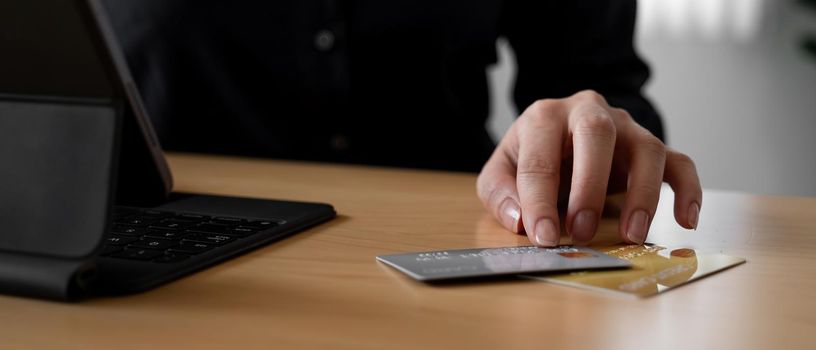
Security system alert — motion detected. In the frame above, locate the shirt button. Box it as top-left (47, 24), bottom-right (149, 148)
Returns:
top-left (314, 29), bottom-right (335, 51)
top-left (330, 134), bottom-right (349, 152)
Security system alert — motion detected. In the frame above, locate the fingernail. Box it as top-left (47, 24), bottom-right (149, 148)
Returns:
top-left (688, 202), bottom-right (700, 230)
top-left (626, 210), bottom-right (649, 245)
top-left (499, 198), bottom-right (522, 233)
top-left (570, 210), bottom-right (597, 245)
top-left (533, 219), bottom-right (559, 247)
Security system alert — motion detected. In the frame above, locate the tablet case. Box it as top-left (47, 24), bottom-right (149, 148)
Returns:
top-left (0, 96), bottom-right (120, 299)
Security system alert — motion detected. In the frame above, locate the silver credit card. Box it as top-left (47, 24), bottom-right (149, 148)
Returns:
top-left (377, 246), bottom-right (632, 281)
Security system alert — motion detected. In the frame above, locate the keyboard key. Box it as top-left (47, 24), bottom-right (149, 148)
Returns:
top-left (164, 218), bottom-right (199, 225)
top-left (184, 233), bottom-right (235, 245)
top-left (194, 223), bottom-right (234, 234)
top-left (111, 225), bottom-right (150, 236)
top-left (170, 241), bottom-right (215, 255)
top-left (129, 238), bottom-right (178, 250)
top-left (176, 213), bottom-right (210, 221)
top-left (242, 220), bottom-right (280, 229)
top-left (228, 227), bottom-right (257, 236)
top-left (153, 253), bottom-right (191, 263)
top-left (211, 217), bottom-right (243, 225)
top-left (145, 229), bottom-right (188, 240)
top-left (150, 220), bottom-right (196, 230)
top-left (114, 217), bottom-right (159, 227)
top-left (112, 248), bottom-right (164, 261)
top-left (105, 235), bottom-right (139, 246)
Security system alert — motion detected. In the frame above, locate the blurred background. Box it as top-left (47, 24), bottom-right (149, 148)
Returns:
top-left (488, 0), bottom-right (816, 197)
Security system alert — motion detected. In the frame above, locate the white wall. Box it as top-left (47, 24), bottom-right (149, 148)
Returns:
top-left (486, 0), bottom-right (816, 197)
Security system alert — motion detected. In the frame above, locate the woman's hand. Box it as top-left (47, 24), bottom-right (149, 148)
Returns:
top-left (477, 90), bottom-right (701, 246)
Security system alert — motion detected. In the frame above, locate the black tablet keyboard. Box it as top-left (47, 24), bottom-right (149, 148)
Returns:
top-left (99, 207), bottom-right (284, 263)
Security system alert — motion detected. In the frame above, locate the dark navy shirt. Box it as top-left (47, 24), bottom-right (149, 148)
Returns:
top-left (104, 0), bottom-right (661, 172)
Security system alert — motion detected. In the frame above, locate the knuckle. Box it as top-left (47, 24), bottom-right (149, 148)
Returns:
top-left (531, 98), bottom-right (556, 110)
top-left (527, 99), bottom-right (560, 119)
top-left (574, 111), bottom-right (616, 137)
top-left (670, 151), bottom-right (697, 171)
top-left (613, 108), bottom-right (633, 122)
top-left (520, 107), bottom-right (562, 133)
top-left (631, 183), bottom-right (662, 200)
top-left (573, 89), bottom-right (605, 104)
top-left (640, 134), bottom-right (667, 160)
top-left (573, 175), bottom-right (608, 194)
top-left (517, 155), bottom-right (560, 179)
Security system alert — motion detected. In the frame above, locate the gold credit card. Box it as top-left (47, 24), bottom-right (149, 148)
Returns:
top-left (524, 244), bottom-right (745, 297)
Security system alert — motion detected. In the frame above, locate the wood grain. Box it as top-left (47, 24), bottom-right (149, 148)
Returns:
top-left (1, 153), bottom-right (814, 349)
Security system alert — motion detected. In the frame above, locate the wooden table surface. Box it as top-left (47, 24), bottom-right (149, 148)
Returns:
top-left (2, 153), bottom-right (815, 349)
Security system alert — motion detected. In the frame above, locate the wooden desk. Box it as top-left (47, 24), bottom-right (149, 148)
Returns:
top-left (2, 153), bottom-right (815, 349)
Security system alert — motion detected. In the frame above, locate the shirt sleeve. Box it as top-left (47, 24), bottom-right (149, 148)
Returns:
top-left (499, 0), bottom-right (664, 141)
